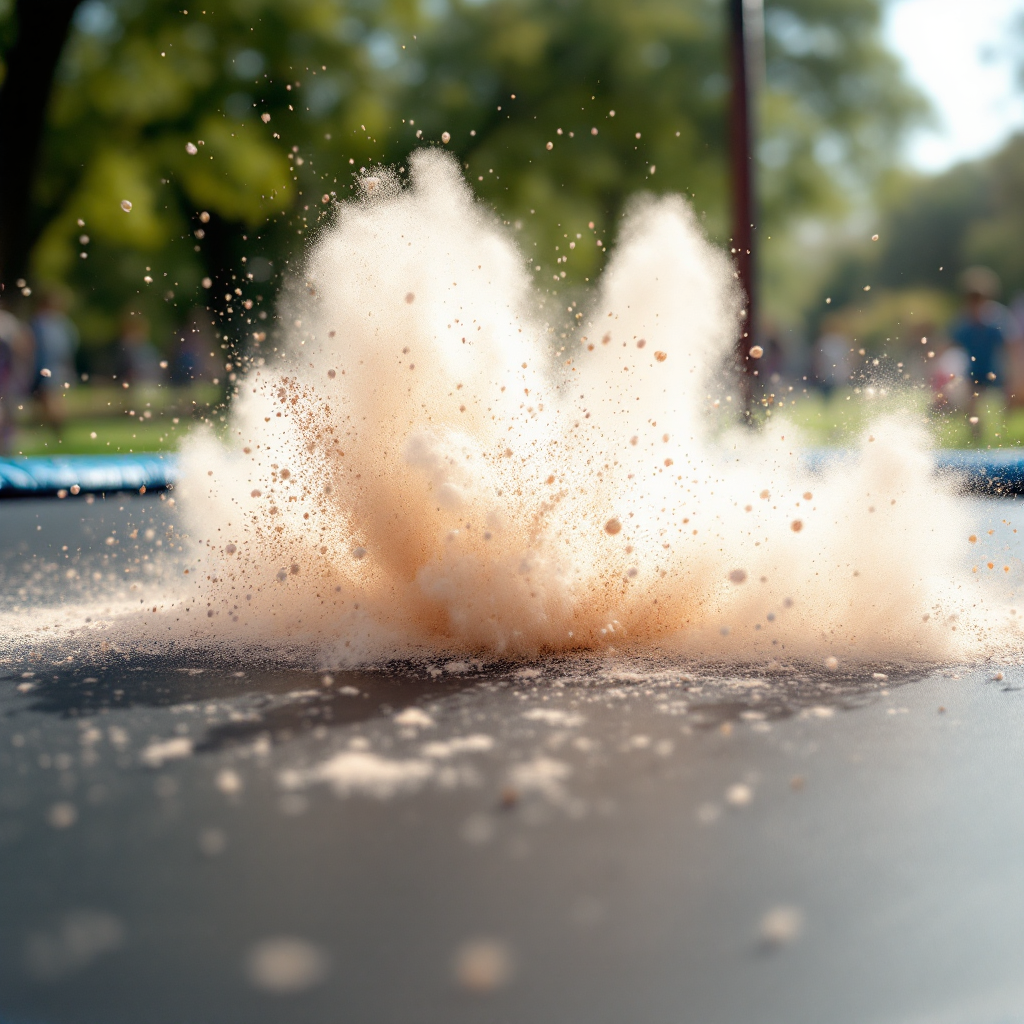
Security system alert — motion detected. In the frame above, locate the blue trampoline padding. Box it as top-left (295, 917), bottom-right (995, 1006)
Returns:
top-left (934, 449), bottom-right (1024, 494)
top-left (0, 453), bottom-right (179, 496)
top-left (805, 448), bottom-right (1024, 495)
top-left (3, 448), bottom-right (1024, 497)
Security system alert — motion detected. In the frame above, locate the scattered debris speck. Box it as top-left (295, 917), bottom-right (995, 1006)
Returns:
top-left (422, 734), bottom-right (494, 759)
top-left (47, 802), bottom-right (78, 829)
top-left (246, 936), bottom-right (329, 994)
top-left (725, 783), bottom-right (753, 807)
top-left (522, 708), bottom-right (583, 727)
top-left (215, 768), bottom-right (242, 795)
top-left (279, 751), bottom-right (433, 799)
top-left (198, 827), bottom-right (227, 856)
top-left (759, 905), bottom-right (804, 948)
top-left (454, 938), bottom-right (514, 993)
top-left (393, 706), bottom-right (435, 729)
top-left (140, 737), bottom-right (193, 768)
top-left (25, 911), bottom-right (124, 980)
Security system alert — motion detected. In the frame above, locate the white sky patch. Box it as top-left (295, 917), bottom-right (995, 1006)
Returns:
top-left (886, 0), bottom-right (1024, 171)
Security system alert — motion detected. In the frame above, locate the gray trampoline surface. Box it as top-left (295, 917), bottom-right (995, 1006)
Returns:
top-left (3, 494), bottom-right (1024, 1024)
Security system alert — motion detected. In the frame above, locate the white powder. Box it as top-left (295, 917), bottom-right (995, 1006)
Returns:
top-left (507, 756), bottom-right (571, 799)
top-left (140, 736), bottom-right (193, 768)
top-left (393, 706), bottom-right (435, 729)
top-left (421, 733), bottom-right (494, 759)
top-left (6, 150), bottom-right (1011, 670)
top-left (759, 905), bottom-right (804, 947)
top-left (522, 708), bottom-right (584, 727)
top-left (25, 911), bottom-right (125, 980)
top-left (173, 149), bottom-right (1002, 667)
top-left (279, 750), bottom-right (434, 799)
top-left (246, 936), bottom-right (329, 993)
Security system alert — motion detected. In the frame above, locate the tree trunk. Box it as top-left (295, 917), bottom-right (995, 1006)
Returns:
top-left (0, 0), bottom-right (83, 291)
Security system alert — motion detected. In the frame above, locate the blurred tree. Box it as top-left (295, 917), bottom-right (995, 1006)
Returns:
top-left (405, 0), bottom-right (927, 292)
top-left (0, 0), bottom-right (84, 286)
top-left (811, 130), bottom-right (1024, 350)
top-left (0, 0), bottom-right (924, 364)
top-left (797, 11), bottom-right (1024, 347)
top-left (759, 0), bottom-right (927, 227)
top-left (14, 0), bottom-right (411, 359)
top-left (875, 163), bottom-right (989, 293)
top-left (962, 134), bottom-right (1024, 295)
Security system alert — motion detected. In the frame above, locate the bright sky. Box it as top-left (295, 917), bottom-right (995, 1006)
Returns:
top-left (885, 0), bottom-right (1024, 171)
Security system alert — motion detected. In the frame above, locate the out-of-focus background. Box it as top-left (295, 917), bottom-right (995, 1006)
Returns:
top-left (2, 0), bottom-right (1024, 455)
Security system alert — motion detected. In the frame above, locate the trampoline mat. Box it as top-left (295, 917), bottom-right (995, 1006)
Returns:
top-left (2, 495), bottom-right (1024, 1024)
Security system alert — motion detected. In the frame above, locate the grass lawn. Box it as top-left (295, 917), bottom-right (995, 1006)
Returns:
top-left (5, 383), bottom-right (220, 456)
top-left (7, 383), bottom-right (1024, 456)
top-left (764, 386), bottom-right (1024, 449)
top-left (11, 418), bottom-right (193, 455)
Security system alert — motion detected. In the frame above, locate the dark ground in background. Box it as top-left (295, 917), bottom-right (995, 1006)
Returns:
top-left (2, 495), bottom-right (1024, 1024)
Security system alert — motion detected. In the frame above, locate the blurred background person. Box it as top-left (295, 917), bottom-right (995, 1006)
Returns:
top-left (30, 288), bottom-right (78, 437)
top-left (949, 266), bottom-right (1022, 435)
top-left (758, 328), bottom-right (786, 384)
top-left (813, 318), bottom-right (852, 398)
top-left (115, 310), bottom-right (162, 385)
top-left (927, 328), bottom-right (969, 414)
top-left (1006, 290), bottom-right (1024, 410)
top-left (0, 301), bottom-right (32, 454)
top-left (173, 308), bottom-right (219, 384)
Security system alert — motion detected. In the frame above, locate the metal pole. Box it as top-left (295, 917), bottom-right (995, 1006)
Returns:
top-left (729, 0), bottom-right (764, 412)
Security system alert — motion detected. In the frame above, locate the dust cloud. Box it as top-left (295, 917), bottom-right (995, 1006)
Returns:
top-left (169, 148), bottom-right (1006, 667)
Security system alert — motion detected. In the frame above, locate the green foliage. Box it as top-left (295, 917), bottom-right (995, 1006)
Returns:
top-left (2, 0), bottom-right (924, 360)
top-left (962, 135), bottom-right (1024, 293)
top-left (825, 287), bottom-right (954, 354)
top-left (813, 131), bottom-right (1024, 351)
top-left (874, 163), bottom-right (990, 293)
top-left (786, 386), bottom-right (1024, 450)
top-left (760, 0), bottom-right (928, 223)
